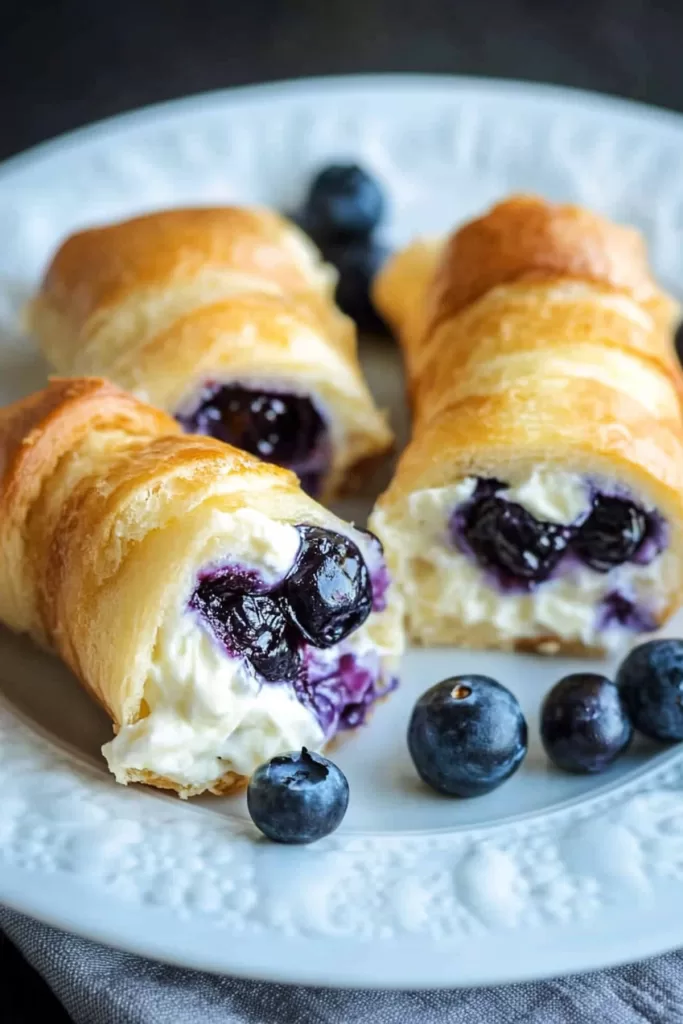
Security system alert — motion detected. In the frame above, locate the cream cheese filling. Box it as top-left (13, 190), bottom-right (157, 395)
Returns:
top-left (373, 471), bottom-right (674, 650)
top-left (103, 509), bottom-right (400, 789)
top-left (104, 610), bottom-right (325, 787)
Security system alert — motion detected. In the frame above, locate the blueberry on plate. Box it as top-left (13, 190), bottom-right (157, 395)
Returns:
top-left (247, 747), bottom-right (349, 844)
top-left (323, 238), bottom-right (390, 333)
top-left (285, 526), bottom-right (373, 647)
top-left (302, 163), bottom-right (385, 241)
top-left (616, 639), bottom-right (683, 741)
top-left (407, 676), bottom-right (528, 797)
top-left (540, 673), bottom-right (633, 774)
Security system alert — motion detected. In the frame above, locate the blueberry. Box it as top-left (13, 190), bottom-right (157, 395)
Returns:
top-left (223, 594), bottom-right (300, 681)
top-left (462, 496), bottom-right (572, 586)
top-left (616, 639), bottom-right (683, 741)
top-left (540, 673), bottom-right (633, 774)
top-left (407, 676), bottom-right (528, 797)
top-left (285, 526), bottom-right (373, 648)
top-left (573, 495), bottom-right (647, 572)
top-left (177, 384), bottom-right (328, 496)
top-left (323, 238), bottom-right (389, 333)
top-left (192, 584), bottom-right (299, 682)
top-left (302, 164), bottom-right (385, 241)
top-left (473, 477), bottom-right (507, 499)
top-left (247, 747), bottom-right (349, 844)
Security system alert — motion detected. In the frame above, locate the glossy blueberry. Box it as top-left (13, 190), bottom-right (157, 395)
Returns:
top-left (302, 163), bottom-right (385, 241)
top-left (223, 594), bottom-right (301, 682)
top-left (573, 495), bottom-right (647, 572)
top-left (247, 747), bottom-right (350, 844)
top-left (192, 583), bottom-right (299, 682)
top-left (407, 676), bottom-right (528, 798)
top-left (540, 673), bottom-right (633, 774)
top-left (462, 496), bottom-right (572, 586)
top-left (285, 526), bottom-right (373, 648)
top-left (616, 639), bottom-right (683, 741)
top-left (322, 238), bottom-right (389, 333)
top-left (178, 384), bottom-right (328, 496)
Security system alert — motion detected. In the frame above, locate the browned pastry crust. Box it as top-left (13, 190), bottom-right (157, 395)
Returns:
top-left (37, 208), bottom-right (328, 335)
top-left (427, 193), bottom-right (673, 335)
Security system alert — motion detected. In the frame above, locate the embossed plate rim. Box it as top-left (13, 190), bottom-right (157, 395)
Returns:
top-left (5, 73), bottom-right (683, 179)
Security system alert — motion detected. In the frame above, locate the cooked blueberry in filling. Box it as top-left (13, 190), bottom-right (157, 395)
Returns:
top-left (194, 563), bottom-right (269, 595)
top-left (222, 595), bottom-right (301, 683)
top-left (190, 527), bottom-right (385, 735)
top-left (296, 649), bottom-right (396, 735)
top-left (573, 496), bottom-right (647, 572)
top-left (599, 593), bottom-right (657, 633)
top-left (452, 477), bottom-right (666, 598)
top-left (338, 663), bottom-right (398, 731)
top-left (461, 496), bottom-right (573, 586)
top-left (285, 526), bottom-right (373, 647)
top-left (192, 586), bottom-right (299, 682)
top-left (178, 384), bottom-right (329, 496)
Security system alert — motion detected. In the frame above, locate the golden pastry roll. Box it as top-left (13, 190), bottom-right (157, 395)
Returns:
top-left (28, 207), bottom-right (392, 501)
top-left (371, 195), bottom-right (683, 654)
top-left (0, 378), bottom-right (403, 797)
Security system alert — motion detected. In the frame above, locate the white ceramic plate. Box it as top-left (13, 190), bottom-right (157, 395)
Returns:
top-left (2, 75), bottom-right (683, 989)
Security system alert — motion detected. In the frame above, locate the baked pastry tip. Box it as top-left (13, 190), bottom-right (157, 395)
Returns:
top-left (371, 195), bottom-right (683, 655)
top-left (0, 377), bottom-right (403, 796)
top-left (28, 206), bottom-right (393, 501)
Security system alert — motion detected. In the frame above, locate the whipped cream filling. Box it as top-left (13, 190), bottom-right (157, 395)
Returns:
top-left (103, 509), bottom-right (398, 790)
top-left (374, 471), bottom-right (675, 650)
top-left (501, 469), bottom-right (591, 524)
top-left (104, 608), bottom-right (325, 786)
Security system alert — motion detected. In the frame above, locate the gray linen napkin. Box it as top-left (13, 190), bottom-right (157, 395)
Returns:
top-left (3, 907), bottom-right (683, 1024)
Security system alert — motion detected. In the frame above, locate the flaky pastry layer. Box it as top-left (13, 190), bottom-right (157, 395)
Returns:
top-left (28, 207), bottom-right (392, 499)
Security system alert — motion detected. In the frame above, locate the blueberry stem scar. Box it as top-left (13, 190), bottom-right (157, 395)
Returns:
top-left (451, 684), bottom-right (472, 700)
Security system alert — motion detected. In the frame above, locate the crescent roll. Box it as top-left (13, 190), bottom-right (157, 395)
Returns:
top-left (370, 195), bottom-right (683, 654)
top-left (0, 378), bottom-right (402, 797)
top-left (27, 207), bottom-right (392, 501)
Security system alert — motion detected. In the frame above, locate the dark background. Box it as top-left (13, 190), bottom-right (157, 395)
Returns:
top-left (4, 0), bottom-right (683, 162)
top-left (3, 0), bottom-right (682, 1019)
